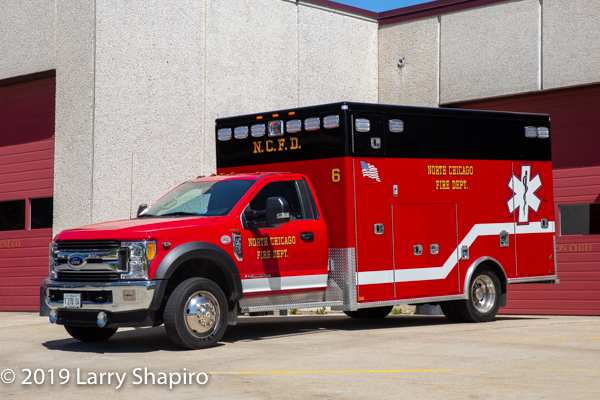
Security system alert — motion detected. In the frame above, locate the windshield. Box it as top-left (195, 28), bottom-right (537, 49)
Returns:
top-left (141, 180), bottom-right (255, 217)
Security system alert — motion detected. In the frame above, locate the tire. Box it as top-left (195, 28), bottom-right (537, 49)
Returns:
top-left (440, 301), bottom-right (464, 323)
top-left (64, 326), bottom-right (118, 342)
top-left (344, 306), bottom-right (393, 319)
top-left (456, 267), bottom-right (501, 322)
top-left (164, 277), bottom-right (228, 350)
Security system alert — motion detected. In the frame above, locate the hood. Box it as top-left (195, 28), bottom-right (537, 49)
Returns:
top-left (55, 216), bottom-right (218, 241)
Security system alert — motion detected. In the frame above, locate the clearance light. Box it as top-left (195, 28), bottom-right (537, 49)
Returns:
top-left (323, 115), bottom-right (340, 129)
top-left (256, 116), bottom-right (263, 120)
top-left (305, 117), bottom-right (320, 131)
top-left (286, 119), bottom-right (302, 133)
top-left (537, 127), bottom-right (549, 139)
top-left (272, 114), bottom-right (279, 117)
top-left (524, 126), bottom-right (537, 138)
top-left (355, 118), bottom-right (370, 132)
top-left (288, 111), bottom-right (295, 115)
top-left (234, 126), bottom-right (249, 139)
top-left (251, 124), bottom-right (266, 137)
top-left (389, 119), bottom-right (404, 133)
top-left (217, 128), bottom-right (232, 141)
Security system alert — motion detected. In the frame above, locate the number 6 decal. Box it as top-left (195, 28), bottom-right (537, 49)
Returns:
top-left (332, 168), bottom-right (340, 183)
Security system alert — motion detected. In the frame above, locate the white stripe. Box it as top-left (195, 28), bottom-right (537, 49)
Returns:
top-left (242, 274), bottom-right (328, 293)
top-left (357, 221), bottom-right (555, 285)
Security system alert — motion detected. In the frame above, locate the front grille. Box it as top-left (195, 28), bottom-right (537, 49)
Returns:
top-left (56, 240), bottom-right (121, 252)
top-left (56, 271), bottom-right (120, 282)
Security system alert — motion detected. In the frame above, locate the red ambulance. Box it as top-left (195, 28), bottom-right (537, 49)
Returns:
top-left (43, 102), bottom-right (557, 349)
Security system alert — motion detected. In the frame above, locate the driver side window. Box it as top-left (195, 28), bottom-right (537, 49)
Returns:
top-left (249, 181), bottom-right (304, 220)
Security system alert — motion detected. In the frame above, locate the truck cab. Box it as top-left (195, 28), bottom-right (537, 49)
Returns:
top-left (44, 173), bottom-right (330, 349)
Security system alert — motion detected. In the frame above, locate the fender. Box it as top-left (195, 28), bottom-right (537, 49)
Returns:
top-left (464, 256), bottom-right (508, 307)
top-left (151, 241), bottom-right (243, 307)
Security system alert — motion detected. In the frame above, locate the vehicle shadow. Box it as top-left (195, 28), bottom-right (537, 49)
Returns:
top-left (41, 314), bottom-right (546, 354)
top-left (221, 313), bottom-right (546, 343)
top-left (42, 326), bottom-right (183, 353)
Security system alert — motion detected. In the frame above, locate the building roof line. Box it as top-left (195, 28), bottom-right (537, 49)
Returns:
top-left (302, 0), bottom-right (510, 26)
top-left (379, 0), bottom-right (509, 26)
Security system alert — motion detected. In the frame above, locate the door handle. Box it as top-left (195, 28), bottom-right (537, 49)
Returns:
top-left (300, 232), bottom-right (315, 241)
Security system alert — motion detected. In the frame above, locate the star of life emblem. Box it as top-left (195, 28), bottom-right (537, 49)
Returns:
top-left (360, 161), bottom-right (381, 182)
top-left (507, 165), bottom-right (543, 224)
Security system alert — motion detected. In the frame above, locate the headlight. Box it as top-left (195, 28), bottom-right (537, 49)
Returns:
top-left (120, 241), bottom-right (156, 280)
top-left (49, 242), bottom-right (57, 279)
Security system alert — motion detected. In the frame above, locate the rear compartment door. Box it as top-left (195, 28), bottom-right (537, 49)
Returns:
top-left (510, 162), bottom-right (556, 276)
top-left (392, 203), bottom-right (460, 299)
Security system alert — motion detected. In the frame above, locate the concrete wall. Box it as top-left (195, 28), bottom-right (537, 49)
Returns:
top-left (298, 3), bottom-right (378, 106)
top-left (52, 0), bottom-right (95, 236)
top-left (542, 0), bottom-right (600, 90)
top-left (203, 0), bottom-right (299, 178)
top-left (378, 17), bottom-right (439, 107)
top-left (52, 0), bottom-right (378, 232)
top-left (0, 0), bottom-right (55, 80)
top-left (439, 0), bottom-right (540, 104)
top-left (379, 0), bottom-right (600, 106)
top-left (93, 0), bottom-right (205, 224)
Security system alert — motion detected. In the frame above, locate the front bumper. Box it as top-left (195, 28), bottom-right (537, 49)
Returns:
top-left (43, 279), bottom-right (156, 313)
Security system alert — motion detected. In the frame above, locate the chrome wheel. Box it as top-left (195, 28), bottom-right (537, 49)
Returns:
top-left (183, 291), bottom-right (220, 339)
top-left (470, 274), bottom-right (496, 314)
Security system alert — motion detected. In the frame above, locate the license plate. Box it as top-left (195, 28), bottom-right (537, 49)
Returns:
top-left (64, 293), bottom-right (82, 309)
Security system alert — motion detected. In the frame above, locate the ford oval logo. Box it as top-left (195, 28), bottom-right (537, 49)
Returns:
top-left (67, 254), bottom-right (87, 269)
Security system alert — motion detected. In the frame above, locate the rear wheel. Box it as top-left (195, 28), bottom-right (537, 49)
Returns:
top-left (64, 326), bottom-right (118, 342)
top-left (164, 277), bottom-right (228, 350)
top-left (440, 301), bottom-right (464, 322)
top-left (344, 306), bottom-right (393, 319)
top-left (456, 267), bottom-right (501, 322)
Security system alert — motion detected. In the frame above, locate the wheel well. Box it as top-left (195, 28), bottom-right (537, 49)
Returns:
top-left (157, 258), bottom-right (235, 321)
top-left (477, 261), bottom-right (507, 294)
top-left (464, 257), bottom-right (508, 295)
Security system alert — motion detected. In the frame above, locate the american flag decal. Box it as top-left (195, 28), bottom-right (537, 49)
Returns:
top-left (360, 161), bottom-right (381, 182)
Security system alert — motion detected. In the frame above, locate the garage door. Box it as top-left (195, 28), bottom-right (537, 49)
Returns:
top-left (451, 84), bottom-right (600, 315)
top-left (0, 74), bottom-right (55, 311)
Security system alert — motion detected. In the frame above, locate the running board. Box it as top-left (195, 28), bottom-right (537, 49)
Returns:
top-left (240, 301), bottom-right (343, 313)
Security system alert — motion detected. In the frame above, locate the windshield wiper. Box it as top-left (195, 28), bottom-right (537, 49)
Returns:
top-left (160, 211), bottom-right (198, 217)
top-left (136, 213), bottom-right (158, 218)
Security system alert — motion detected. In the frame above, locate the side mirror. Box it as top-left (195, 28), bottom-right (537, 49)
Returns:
top-left (265, 197), bottom-right (290, 226)
top-left (137, 204), bottom-right (148, 217)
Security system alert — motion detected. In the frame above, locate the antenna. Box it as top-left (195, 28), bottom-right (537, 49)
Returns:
top-left (130, 150), bottom-right (134, 219)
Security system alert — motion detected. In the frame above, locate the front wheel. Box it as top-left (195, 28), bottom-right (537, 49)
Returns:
top-left (64, 326), bottom-right (118, 342)
top-left (344, 306), bottom-right (393, 319)
top-left (456, 267), bottom-right (501, 322)
top-left (164, 277), bottom-right (228, 350)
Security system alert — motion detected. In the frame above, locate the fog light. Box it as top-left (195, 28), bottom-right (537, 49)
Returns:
top-left (97, 312), bottom-right (108, 328)
top-left (49, 309), bottom-right (57, 324)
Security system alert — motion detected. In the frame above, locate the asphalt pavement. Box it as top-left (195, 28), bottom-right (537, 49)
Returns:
top-left (1, 311), bottom-right (599, 399)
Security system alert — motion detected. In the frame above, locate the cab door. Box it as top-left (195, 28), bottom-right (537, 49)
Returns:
top-left (240, 179), bottom-right (328, 294)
